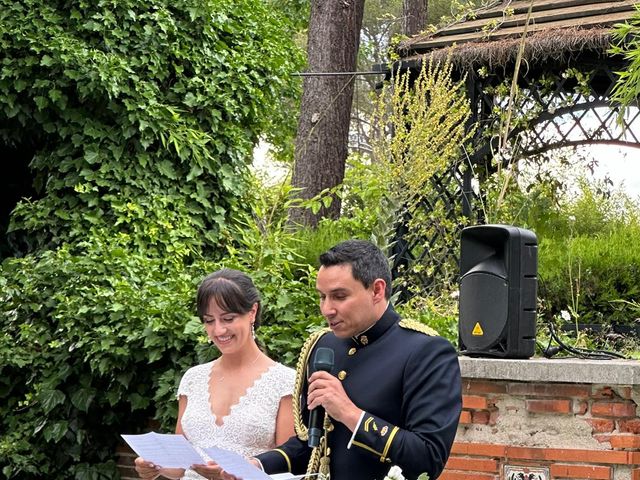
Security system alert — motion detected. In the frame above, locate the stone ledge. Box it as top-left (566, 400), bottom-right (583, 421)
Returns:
top-left (458, 356), bottom-right (640, 385)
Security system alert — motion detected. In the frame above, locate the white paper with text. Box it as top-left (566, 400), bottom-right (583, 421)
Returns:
top-left (121, 432), bottom-right (271, 479)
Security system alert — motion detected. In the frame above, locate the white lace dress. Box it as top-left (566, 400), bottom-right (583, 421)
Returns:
top-left (177, 361), bottom-right (295, 479)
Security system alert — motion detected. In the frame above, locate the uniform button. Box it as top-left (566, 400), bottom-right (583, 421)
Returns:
top-left (348, 347), bottom-right (357, 355)
top-left (338, 370), bottom-right (347, 380)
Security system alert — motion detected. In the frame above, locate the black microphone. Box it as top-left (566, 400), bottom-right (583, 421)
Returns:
top-left (308, 347), bottom-right (334, 448)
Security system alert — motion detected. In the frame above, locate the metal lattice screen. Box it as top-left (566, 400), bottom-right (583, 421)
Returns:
top-left (495, 61), bottom-right (640, 158)
top-left (392, 56), bottom-right (640, 298)
top-left (391, 158), bottom-right (470, 298)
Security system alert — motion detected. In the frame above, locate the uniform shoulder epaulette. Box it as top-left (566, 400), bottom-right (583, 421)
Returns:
top-left (399, 319), bottom-right (439, 336)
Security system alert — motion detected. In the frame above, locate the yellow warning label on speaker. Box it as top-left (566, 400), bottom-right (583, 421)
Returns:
top-left (472, 322), bottom-right (484, 336)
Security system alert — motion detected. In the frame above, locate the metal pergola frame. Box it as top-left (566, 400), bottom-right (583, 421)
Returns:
top-left (391, 50), bottom-right (640, 297)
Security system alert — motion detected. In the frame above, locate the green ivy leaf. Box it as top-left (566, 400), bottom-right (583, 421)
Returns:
top-left (128, 393), bottom-right (150, 411)
top-left (43, 421), bottom-right (68, 443)
top-left (70, 388), bottom-right (95, 412)
top-left (156, 160), bottom-right (178, 180)
top-left (41, 55), bottom-right (54, 67)
top-left (41, 390), bottom-right (66, 414)
top-left (84, 148), bottom-right (100, 165)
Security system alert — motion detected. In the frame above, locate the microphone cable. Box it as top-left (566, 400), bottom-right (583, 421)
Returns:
top-left (540, 321), bottom-right (627, 360)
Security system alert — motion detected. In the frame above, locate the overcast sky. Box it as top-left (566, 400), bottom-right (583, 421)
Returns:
top-left (252, 141), bottom-right (640, 202)
top-left (589, 145), bottom-right (640, 200)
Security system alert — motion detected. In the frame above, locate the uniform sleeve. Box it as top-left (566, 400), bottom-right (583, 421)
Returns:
top-left (349, 336), bottom-right (462, 479)
top-left (255, 434), bottom-right (312, 475)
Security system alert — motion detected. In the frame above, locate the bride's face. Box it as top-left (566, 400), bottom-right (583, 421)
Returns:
top-left (202, 298), bottom-right (256, 355)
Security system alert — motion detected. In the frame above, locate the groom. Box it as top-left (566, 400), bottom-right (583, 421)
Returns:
top-left (253, 239), bottom-right (462, 480)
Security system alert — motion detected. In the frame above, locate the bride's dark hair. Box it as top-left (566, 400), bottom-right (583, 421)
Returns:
top-left (196, 268), bottom-right (262, 330)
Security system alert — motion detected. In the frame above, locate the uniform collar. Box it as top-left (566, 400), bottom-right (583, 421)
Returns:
top-left (351, 304), bottom-right (399, 347)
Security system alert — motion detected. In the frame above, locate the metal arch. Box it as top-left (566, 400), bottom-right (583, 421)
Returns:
top-left (391, 54), bottom-right (640, 298)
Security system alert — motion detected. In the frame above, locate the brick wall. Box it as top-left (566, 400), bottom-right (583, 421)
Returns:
top-left (443, 376), bottom-right (640, 480)
top-left (116, 443), bottom-right (138, 480)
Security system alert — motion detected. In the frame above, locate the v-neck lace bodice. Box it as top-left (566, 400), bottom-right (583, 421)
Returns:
top-left (177, 361), bottom-right (295, 479)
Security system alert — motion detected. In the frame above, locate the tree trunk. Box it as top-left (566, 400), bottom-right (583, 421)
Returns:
top-left (403, 0), bottom-right (427, 36)
top-left (289, 0), bottom-right (365, 228)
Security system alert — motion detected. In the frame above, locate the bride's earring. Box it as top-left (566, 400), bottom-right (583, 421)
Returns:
top-left (251, 322), bottom-right (256, 340)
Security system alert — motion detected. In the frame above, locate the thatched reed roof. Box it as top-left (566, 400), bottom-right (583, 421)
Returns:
top-left (397, 0), bottom-right (638, 71)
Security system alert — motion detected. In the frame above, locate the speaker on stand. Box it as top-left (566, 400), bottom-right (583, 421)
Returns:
top-left (458, 224), bottom-right (538, 358)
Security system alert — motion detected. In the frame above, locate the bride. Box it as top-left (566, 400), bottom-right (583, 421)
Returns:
top-left (135, 269), bottom-right (296, 480)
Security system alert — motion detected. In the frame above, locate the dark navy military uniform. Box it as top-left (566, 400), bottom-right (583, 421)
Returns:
top-left (257, 305), bottom-right (462, 480)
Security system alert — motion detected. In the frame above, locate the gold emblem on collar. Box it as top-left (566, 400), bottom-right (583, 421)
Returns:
top-left (359, 335), bottom-right (369, 345)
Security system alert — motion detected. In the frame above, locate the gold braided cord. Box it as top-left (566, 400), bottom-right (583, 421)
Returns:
top-left (318, 415), bottom-right (331, 478)
top-left (318, 448), bottom-right (330, 478)
top-left (292, 328), bottom-right (331, 440)
top-left (399, 319), bottom-right (438, 336)
top-left (305, 437), bottom-right (322, 479)
top-left (305, 423), bottom-right (331, 480)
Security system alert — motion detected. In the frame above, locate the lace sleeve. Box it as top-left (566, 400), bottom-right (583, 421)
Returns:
top-left (176, 364), bottom-right (203, 399)
top-left (276, 364), bottom-right (296, 399)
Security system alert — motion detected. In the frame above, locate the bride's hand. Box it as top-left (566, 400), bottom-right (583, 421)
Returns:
top-left (134, 457), bottom-right (160, 480)
top-left (158, 467), bottom-right (185, 479)
top-left (190, 460), bottom-right (224, 479)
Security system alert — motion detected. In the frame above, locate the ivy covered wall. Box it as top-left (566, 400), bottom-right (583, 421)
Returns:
top-left (0, 1), bottom-right (305, 478)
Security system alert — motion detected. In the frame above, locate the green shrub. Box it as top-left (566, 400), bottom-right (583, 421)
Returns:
top-left (0, 0), bottom-right (302, 255)
top-left (0, 0), bottom-right (304, 477)
top-left (480, 163), bottom-right (640, 355)
top-left (396, 294), bottom-right (459, 345)
top-left (487, 173), bottom-right (640, 329)
top-left (0, 209), bottom-right (320, 479)
top-left (536, 181), bottom-right (640, 326)
top-left (0, 231), bottom-right (210, 478)
top-left (219, 185), bottom-right (325, 365)
top-left (539, 226), bottom-right (640, 325)
top-left (293, 223), bottom-right (355, 269)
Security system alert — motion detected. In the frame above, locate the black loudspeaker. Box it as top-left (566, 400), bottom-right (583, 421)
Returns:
top-left (458, 225), bottom-right (538, 358)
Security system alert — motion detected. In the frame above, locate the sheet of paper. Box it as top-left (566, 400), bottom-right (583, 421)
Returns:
top-left (122, 432), bottom-right (297, 479)
top-left (270, 473), bottom-right (319, 480)
top-left (121, 432), bottom-right (203, 469)
top-left (201, 446), bottom-right (272, 480)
